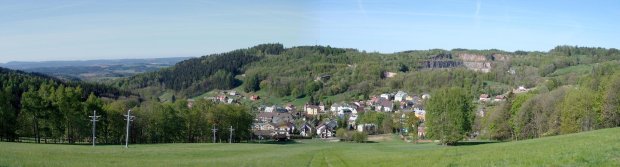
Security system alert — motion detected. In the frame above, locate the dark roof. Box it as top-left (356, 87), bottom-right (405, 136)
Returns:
top-left (318, 120), bottom-right (338, 130)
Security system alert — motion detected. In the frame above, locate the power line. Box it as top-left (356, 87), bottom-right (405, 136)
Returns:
top-left (229, 126), bottom-right (234, 143)
top-left (88, 110), bottom-right (101, 147)
top-left (211, 125), bottom-right (218, 143)
top-left (124, 109), bottom-right (135, 148)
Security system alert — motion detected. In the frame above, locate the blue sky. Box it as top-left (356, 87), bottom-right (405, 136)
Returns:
top-left (1, 0), bottom-right (618, 63)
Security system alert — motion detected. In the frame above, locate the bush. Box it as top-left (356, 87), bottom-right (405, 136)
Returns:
top-left (337, 129), bottom-right (368, 143)
top-left (352, 132), bottom-right (368, 143)
top-left (336, 128), bottom-right (350, 141)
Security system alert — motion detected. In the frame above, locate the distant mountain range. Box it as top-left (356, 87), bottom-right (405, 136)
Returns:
top-left (0, 57), bottom-right (192, 69)
top-left (0, 57), bottom-right (193, 82)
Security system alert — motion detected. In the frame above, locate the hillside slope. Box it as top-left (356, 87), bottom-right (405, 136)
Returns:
top-left (1, 127), bottom-right (619, 166)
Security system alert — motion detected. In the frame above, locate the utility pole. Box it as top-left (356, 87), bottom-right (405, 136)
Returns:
top-left (89, 110), bottom-right (101, 147)
top-left (124, 109), bottom-right (135, 148)
top-left (211, 125), bottom-right (218, 143)
top-left (229, 126), bottom-right (234, 143)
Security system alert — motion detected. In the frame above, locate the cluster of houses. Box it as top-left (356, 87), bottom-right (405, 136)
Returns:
top-left (252, 104), bottom-right (339, 141)
top-left (477, 86), bottom-right (532, 118)
top-left (479, 86), bottom-right (531, 103)
top-left (249, 90), bottom-right (431, 140)
top-left (202, 90), bottom-right (432, 141)
top-left (203, 90), bottom-right (261, 104)
top-left (190, 85), bottom-right (536, 142)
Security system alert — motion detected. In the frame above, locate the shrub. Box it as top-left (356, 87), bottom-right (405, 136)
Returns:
top-left (352, 132), bottom-right (368, 143)
top-left (337, 129), bottom-right (368, 143)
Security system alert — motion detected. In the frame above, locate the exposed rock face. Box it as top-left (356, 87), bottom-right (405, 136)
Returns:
top-left (419, 53), bottom-right (508, 72)
top-left (492, 54), bottom-right (509, 61)
top-left (463, 62), bottom-right (492, 73)
top-left (457, 53), bottom-right (492, 73)
top-left (459, 54), bottom-right (487, 62)
top-left (421, 60), bottom-right (463, 68)
top-left (420, 53), bottom-right (463, 69)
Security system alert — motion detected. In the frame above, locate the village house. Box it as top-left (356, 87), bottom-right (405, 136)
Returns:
top-left (304, 104), bottom-right (322, 115)
top-left (414, 108), bottom-right (426, 121)
top-left (285, 104), bottom-right (296, 112)
top-left (345, 115), bottom-right (358, 129)
top-left (376, 98), bottom-right (393, 112)
top-left (264, 105), bottom-right (288, 113)
top-left (383, 71), bottom-right (397, 78)
top-left (331, 103), bottom-right (358, 116)
top-left (513, 86), bottom-right (530, 94)
top-left (380, 93), bottom-right (394, 101)
top-left (317, 120), bottom-right (338, 138)
top-left (253, 122), bottom-right (276, 131)
top-left (274, 122), bottom-right (296, 140)
top-left (255, 112), bottom-right (294, 124)
top-left (356, 123), bottom-right (377, 134)
top-left (394, 91), bottom-right (408, 102)
top-left (299, 123), bottom-right (313, 137)
top-left (479, 94), bottom-right (491, 102)
top-left (330, 103), bottom-right (342, 112)
top-left (494, 95), bottom-right (506, 102)
top-left (217, 95), bottom-right (228, 103)
top-left (250, 95), bottom-right (260, 101)
top-left (405, 95), bottom-right (414, 101)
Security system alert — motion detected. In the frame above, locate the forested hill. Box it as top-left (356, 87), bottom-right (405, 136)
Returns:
top-left (110, 44), bottom-right (620, 105)
top-left (0, 67), bottom-right (133, 99)
top-left (114, 43), bottom-right (513, 101)
top-left (112, 44), bottom-right (284, 97)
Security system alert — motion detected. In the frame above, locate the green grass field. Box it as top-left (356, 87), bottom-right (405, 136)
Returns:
top-left (549, 64), bottom-right (593, 77)
top-left (2, 128), bottom-right (620, 167)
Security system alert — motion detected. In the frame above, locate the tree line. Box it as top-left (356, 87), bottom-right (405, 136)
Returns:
top-left (482, 62), bottom-right (620, 141)
top-left (425, 62), bottom-right (620, 145)
top-left (0, 68), bottom-right (254, 143)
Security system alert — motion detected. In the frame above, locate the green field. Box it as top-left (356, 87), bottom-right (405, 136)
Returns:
top-left (2, 128), bottom-right (620, 167)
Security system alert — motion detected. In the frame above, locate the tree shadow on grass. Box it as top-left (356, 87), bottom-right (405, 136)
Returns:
top-left (247, 140), bottom-right (303, 145)
top-left (454, 141), bottom-right (498, 146)
top-left (358, 141), bottom-right (379, 144)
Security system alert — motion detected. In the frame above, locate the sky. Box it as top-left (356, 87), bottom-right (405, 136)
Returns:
top-left (1, 0), bottom-right (619, 63)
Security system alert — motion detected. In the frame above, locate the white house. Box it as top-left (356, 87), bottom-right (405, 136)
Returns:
top-left (300, 123), bottom-right (313, 137)
top-left (394, 91), bottom-right (408, 102)
top-left (380, 93), bottom-right (393, 100)
top-left (264, 106), bottom-right (275, 113)
top-left (317, 120), bottom-right (338, 138)
top-left (356, 123), bottom-right (377, 134)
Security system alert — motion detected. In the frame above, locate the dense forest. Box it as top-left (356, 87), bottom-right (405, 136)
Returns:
top-left (0, 68), bottom-right (133, 141)
top-left (113, 44), bottom-right (284, 98)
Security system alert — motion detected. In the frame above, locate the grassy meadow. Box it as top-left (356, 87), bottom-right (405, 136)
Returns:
top-left (1, 128), bottom-right (620, 167)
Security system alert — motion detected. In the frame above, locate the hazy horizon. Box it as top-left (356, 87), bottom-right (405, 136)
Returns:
top-left (2, 0), bottom-right (619, 63)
